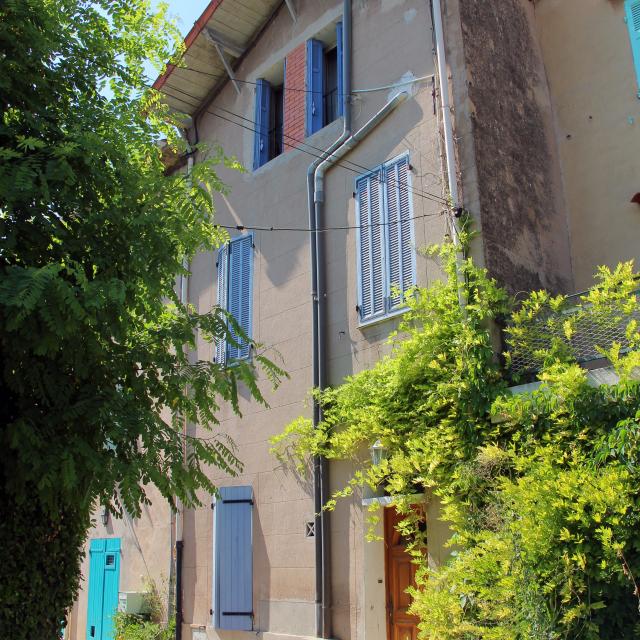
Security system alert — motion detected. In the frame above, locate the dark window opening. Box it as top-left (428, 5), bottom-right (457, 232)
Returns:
top-left (269, 84), bottom-right (284, 160)
top-left (105, 554), bottom-right (115, 566)
top-left (323, 47), bottom-right (338, 126)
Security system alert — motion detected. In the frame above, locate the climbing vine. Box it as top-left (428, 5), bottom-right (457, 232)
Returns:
top-left (271, 233), bottom-right (640, 639)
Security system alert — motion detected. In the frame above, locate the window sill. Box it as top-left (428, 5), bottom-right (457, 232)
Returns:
top-left (224, 353), bottom-right (252, 367)
top-left (252, 152), bottom-right (285, 174)
top-left (252, 119), bottom-right (343, 174)
top-left (357, 306), bottom-right (408, 330)
top-left (217, 345), bottom-right (253, 367)
top-left (305, 116), bottom-right (343, 142)
top-left (362, 493), bottom-right (424, 507)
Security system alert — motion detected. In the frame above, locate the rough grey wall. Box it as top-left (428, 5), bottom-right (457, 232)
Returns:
top-left (454, 0), bottom-right (573, 295)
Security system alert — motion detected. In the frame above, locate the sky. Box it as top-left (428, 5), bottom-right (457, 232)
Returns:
top-left (157, 0), bottom-right (209, 38)
top-left (145, 1), bottom-right (210, 84)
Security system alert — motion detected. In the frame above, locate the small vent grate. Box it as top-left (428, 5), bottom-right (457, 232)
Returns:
top-left (305, 521), bottom-right (315, 538)
top-left (633, 2), bottom-right (640, 31)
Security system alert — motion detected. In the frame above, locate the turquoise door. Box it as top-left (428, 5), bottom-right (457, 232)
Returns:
top-left (86, 538), bottom-right (121, 640)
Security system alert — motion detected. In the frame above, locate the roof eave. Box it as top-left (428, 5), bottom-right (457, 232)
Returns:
top-left (152, 0), bottom-right (224, 92)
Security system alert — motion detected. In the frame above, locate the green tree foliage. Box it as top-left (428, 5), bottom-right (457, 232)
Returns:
top-left (0, 1), bottom-right (282, 637)
top-left (272, 236), bottom-right (640, 639)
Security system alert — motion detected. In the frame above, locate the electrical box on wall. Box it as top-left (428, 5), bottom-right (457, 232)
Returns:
top-left (118, 592), bottom-right (149, 615)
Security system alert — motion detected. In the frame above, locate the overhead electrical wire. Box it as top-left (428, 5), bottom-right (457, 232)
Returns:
top-left (163, 79), bottom-right (445, 198)
top-left (209, 102), bottom-right (448, 204)
top-left (351, 74), bottom-right (435, 93)
top-left (213, 209), bottom-right (444, 234)
top-left (208, 107), bottom-right (447, 206)
top-left (160, 81), bottom-right (451, 207)
top-left (162, 85), bottom-right (438, 204)
top-left (157, 65), bottom-right (434, 96)
top-left (159, 88), bottom-right (449, 233)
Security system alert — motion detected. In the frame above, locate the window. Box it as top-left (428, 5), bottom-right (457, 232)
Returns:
top-left (212, 486), bottom-right (254, 631)
top-left (215, 234), bottom-right (254, 363)
top-left (270, 83), bottom-right (284, 159)
top-left (323, 46), bottom-right (339, 125)
top-left (355, 154), bottom-right (415, 324)
top-left (253, 79), bottom-right (284, 169)
top-left (625, 0), bottom-right (640, 94)
top-left (306, 22), bottom-right (344, 136)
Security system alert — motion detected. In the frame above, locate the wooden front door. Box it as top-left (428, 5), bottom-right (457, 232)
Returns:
top-left (384, 508), bottom-right (421, 640)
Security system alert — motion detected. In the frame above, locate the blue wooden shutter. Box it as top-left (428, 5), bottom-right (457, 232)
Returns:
top-left (336, 22), bottom-right (344, 117)
top-left (626, 0), bottom-right (640, 94)
top-left (253, 79), bottom-right (271, 169)
top-left (214, 486), bottom-right (254, 631)
top-left (306, 39), bottom-right (325, 135)
top-left (86, 538), bottom-right (121, 640)
top-left (226, 235), bottom-right (253, 360)
top-left (87, 540), bottom-right (106, 640)
top-left (385, 156), bottom-right (415, 310)
top-left (356, 169), bottom-right (386, 321)
top-left (215, 244), bottom-right (228, 365)
top-left (102, 539), bottom-right (121, 640)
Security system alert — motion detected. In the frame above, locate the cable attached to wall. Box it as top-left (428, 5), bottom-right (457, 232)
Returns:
top-left (159, 81), bottom-right (450, 207)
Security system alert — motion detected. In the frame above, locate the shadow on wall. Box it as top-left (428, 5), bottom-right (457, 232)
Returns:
top-left (269, 456), bottom-right (315, 498)
top-left (324, 98), bottom-right (424, 383)
top-left (251, 502), bottom-right (270, 632)
top-left (181, 418), bottom-right (199, 629)
top-left (328, 456), bottom-right (363, 640)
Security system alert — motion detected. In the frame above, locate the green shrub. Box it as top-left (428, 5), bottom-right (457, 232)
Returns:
top-left (114, 581), bottom-right (175, 640)
top-left (272, 234), bottom-right (640, 639)
top-left (114, 614), bottom-right (175, 640)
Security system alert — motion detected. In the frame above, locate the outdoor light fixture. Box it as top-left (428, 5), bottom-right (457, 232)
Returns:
top-left (370, 439), bottom-right (387, 466)
top-left (101, 505), bottom-right (109, 526)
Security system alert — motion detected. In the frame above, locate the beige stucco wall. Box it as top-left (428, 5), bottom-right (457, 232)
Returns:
top-left (182, 1), bottom-right (449, 640)
top-left (69, 2), bottom-right (453, 639)
top-left (67, 3), bottom-right (640, 639)
top-left (68, 485), bottom-right (172, 640)
top-left (360, 493), bottom-right (451, 640)
top-left (443, 0), bottom-right (639, 296)
top-left (533, 0), bottom-right (640, 291)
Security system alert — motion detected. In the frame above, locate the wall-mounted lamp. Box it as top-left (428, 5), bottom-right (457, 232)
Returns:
top-left (370, 439), bottom-right (387, 466)
top-left (101, 505), bottom-right (109, 526)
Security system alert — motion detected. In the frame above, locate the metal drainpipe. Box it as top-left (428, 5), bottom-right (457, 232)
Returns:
top-left (175, 264), bottom-right (187, 640)
top-left (175, 540), bottom-right (184, 640)
top-left (175, 153), bottom-right (193, 640)
top-left (313, 90), bottom-right (409, 201)
top-left (307, 1), bottom-right (351, 637)
top-left (312, 87), bottom-right (408, 640)
top-left (431, 0), bottom-right (467, 312)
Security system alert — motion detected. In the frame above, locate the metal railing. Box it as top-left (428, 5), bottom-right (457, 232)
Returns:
top-left (324, 88), bottom-right (339, 125)
top-left (504, 289), bottom-right (640, 378)
top-left (268, 124), bottom-right (283, 159)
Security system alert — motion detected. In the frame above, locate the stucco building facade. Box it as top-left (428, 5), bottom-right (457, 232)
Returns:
top-left (444, 0), bottom-right (640, 295)
top-left (67, 1), bottom-right (639, 639)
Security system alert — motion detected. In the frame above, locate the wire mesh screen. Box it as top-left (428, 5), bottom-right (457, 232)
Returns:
top-left (505, 290), bottom-right (640, 378)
